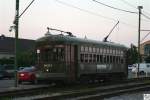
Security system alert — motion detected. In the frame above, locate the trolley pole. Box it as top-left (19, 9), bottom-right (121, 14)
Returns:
top-left (14, 0), bottom-right (19, 87)
top-left (137, 6), bottom-right (143, 77)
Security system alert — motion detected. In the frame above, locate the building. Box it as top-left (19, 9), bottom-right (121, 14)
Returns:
top-left (0, 34), bottom-right (35, 59)
top-left (140, 40), bottom-right (150, 61)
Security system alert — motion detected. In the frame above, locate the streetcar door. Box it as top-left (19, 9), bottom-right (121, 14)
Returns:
top-left (65, 44), bottom-right (76, 82)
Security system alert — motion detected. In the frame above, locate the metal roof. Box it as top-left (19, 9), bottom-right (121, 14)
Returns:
top-left (36, 34), bottom-right (127, 49)
top-left (0, 35), bottom-right (35, 54)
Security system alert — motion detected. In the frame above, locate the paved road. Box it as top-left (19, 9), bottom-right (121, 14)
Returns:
top-left (0, 70), bottom-right (149, 89)
top-left (0, 79), bottom-right (14, 88)
top-left (0, 79), bottom-right (46, 89)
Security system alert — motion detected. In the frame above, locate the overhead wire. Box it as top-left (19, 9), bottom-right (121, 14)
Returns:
top-left (119, 0), bottom-right (137, 9)
top-left (55, 0), bottom-right (117, 22)
top-left (141, 31), bottom-right (150, 42)
top-left (142, 13), bottom-right (150, 20)
top-left (143, 11), bottom-right (150, 17)
top-left (120, 0), bottom-right (150, 16)
top-left (119, 0), bottom-right (150, 22)
top-left (55, 0), bottom-right (137, 28)
top-left (93, 0), bottom-right (150, 24)
top-left (92, 0), bottom-right (138, 14)
top-left (19, 0), bottom-right (35, 18)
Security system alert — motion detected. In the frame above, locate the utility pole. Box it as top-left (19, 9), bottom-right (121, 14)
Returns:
top-left (14, 0), bottom-right (19, 87)
top-left (137, 6), bottom-right (143, 77)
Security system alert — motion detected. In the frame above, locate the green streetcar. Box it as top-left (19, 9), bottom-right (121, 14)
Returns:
top-left (35, 28), bottom-right (128, 83)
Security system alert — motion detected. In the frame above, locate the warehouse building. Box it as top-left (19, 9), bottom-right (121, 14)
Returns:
top-left (0, 34), bottom-right (35, 59)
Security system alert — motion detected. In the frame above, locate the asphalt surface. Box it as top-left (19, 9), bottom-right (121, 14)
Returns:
top-left (1, 70), bottom-right (150, 100)
top-left (0, 70), bottom-right (143, 89)
top-left (0, 79), bottom-right (14, 89)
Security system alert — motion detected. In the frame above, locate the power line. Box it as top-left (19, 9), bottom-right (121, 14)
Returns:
top-left (143, 10), bottom-right (150, 16)
top-left (120, 0), bottom-right (150, 17)
top-left (19, 0), bottom-right (35, 18)
top-left (142, 13), bottom-right (150, 20)
top-left (118, 0), bottom-right (150, 22)
top-left (55, 0), bottom-right (117, 22)
top-left (93, 0), bottom-right (138, 14)
top-left (55, 0), bottom-right (137, 28)
top-left (141, 31), bottom-right (150, 42)
top-left (120, 0), bottom-right (137, 9)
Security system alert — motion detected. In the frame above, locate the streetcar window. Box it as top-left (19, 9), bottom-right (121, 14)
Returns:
top-left (85, 54), bottom-right (88, 62)
top-left (116, 50), bottom-right (119, 55)
top-left (93, 54), bottom-right (96, 62)
top-left (103, 55), bottom-right (106, 63)
top-left (59, 48), bottom-right (65, 61)
top-left (100, 48), bottom-right (103, 54)
top-left (97, 55), bottom-right (100, 62)
top-left (118, 50), bottom-right (120, 55)
top-left (113, 49), bottom-right (116, 54)
top-left (89, 54), bottom-right (92, 62)
top-left (121, 58), bottom-right (124, 64)
top-left (89, 47), bottom-right (92, 52)
top-left (110, 49), bottom-right (112, 54)
top-left (53, 48), bottom-right (65, 61)
top-left (113, 56), bottom-right (116, 63)
top-left (53, 48), bottom-right (57, 52)
top-left (115, 56), bottom-right (118, 63)
top-left (81, 46), bottom-right (84, 52)
top-left (100, 55), bottom-right (103, 63)
top-left (96, 48), bottom-right (99, 53)
top-left (107, 55), bottom-right (109, 63)
top-left (93, 47), bottom-right (96, 53)
top-left (121, 51), bottom-right (123, 54)
top-left (110, 56), bottom-right (112, 63)
top-left (80, 54), bottom-right (84, 62)
top-left (103, 48), bottom-right (106, 54)
top-left (107, 48), bottom-right (109, 54)
top-left (118, 56), bottom-right (121, 63)
top-left (40, 47), bottom-right (65, 62)
top-left (41, 49), bottom-right (49, 62)
top-left (85, 47), bottom-right (88, 52)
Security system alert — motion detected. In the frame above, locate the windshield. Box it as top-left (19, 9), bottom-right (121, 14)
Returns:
top-left (40, 46), bottom-right (65, 62)
top-left (21, 67), bottom-right (35, 72)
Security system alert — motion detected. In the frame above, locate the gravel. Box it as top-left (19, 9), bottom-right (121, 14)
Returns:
top-left (104, 91), bottom-right (150, 100)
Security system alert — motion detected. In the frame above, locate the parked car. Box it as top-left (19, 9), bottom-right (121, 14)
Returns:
top-left (0, 65), bottom-right (5, 79)
top-left (3, 64), bottom-right (15, 79)
top-left (18, 67), bottom-right (37, 84)
top-left (18, 67), bottom-right (26, 71)
top-left (128, 65), bottom-right (134, 70)
top-left (131, 63), bottom-right (150, 75)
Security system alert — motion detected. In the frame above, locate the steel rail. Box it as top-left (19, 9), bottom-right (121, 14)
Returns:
top-left (1, 77), bottom-right (150, 98)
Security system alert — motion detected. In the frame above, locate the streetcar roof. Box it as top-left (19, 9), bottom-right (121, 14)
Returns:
top-left (36, 34), bottom-right (127, 49)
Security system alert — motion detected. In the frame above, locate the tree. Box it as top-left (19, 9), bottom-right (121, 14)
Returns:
top-left (17, 50), bottom-right (36, 67)
top-left (145, 56), bottom-right (150, 63)
top-left (0, 58), bottom-right (14, 65)
top-left (126, 44), bottom-right (141, 65)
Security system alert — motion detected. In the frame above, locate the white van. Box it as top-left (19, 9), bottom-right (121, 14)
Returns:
top-left (131, 63), bottom-right (150, 74)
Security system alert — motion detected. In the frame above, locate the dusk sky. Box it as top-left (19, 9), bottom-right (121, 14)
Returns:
top-left (0, 0), bottom-right (150, 47)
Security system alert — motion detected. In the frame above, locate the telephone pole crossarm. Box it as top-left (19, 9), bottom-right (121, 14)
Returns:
top-left (140, 30), bottom-right (150, 31)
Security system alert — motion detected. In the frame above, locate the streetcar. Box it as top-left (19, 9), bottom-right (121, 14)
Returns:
top-left (35, 28), bottom-right (128, 83)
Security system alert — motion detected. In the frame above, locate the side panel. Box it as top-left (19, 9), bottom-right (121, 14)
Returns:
top-left (77, 45), bottom-right (127, 80)
top-left (65, 44), bottom-right (76, 82)
top-left (36, 45), bottom-right (67, 81)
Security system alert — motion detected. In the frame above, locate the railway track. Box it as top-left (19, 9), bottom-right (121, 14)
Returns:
top-left (33, 81), bottom-right (150, 100)
top-left (1, 77), bottom-right (150, 99)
